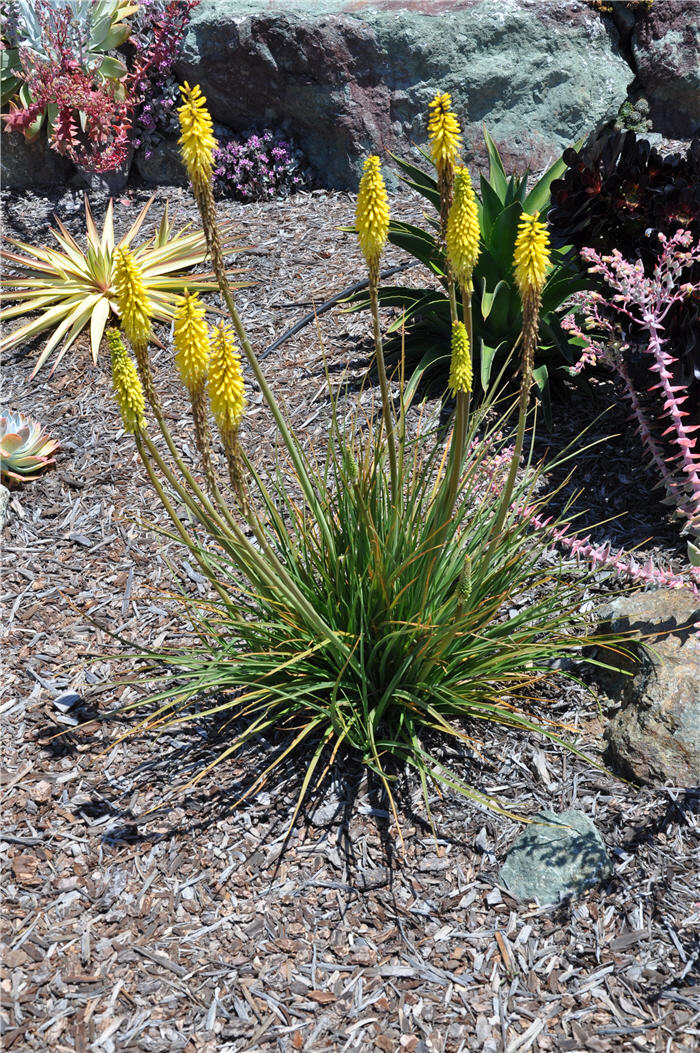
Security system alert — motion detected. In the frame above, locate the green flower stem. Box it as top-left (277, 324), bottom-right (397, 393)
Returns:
top-left (369, 279), bottom-right (398, 502)
top-left (443, 389), bottom-right (468, 518)
top-left (461, 285), bottom-right (473, 435)
top-left (480, 349), bottom-right (532, 574)
top-left (142, 399), bottom-right (248, 544)
top-left (447, 271), bottom-right (458, 325)
top-left (134, 328), bottom-right (353, 666)
top-left (201, 227), bottom-right (337, 561)
top-left (135, 432), bottom-right (236, 612)
top-left (139, 429), bottom-right (356, 671)
top-left (435, 277), bottom-right (474, 549)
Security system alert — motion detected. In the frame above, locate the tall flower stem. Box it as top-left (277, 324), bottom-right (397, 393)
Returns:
top-left (369, 277), bottom-right (398, 501)
top-left (482, 212), bottom-right (550, 567)
top-left (355, 154), bottom-right (396, 501)
top-left (447, 271), bottom-right (458, 325)
top-left (461, 288), bottom-right (473, 434)
top-left (177, 83), bottom-right (337, 557)
top-left (441, 321), bottom-right (473, 525)
top-left (138, 429), bottom-right (354, 662)
top-left (211, 246), bottom-right (337, 558)
top-left (135, 432), bottom-right (236, 612)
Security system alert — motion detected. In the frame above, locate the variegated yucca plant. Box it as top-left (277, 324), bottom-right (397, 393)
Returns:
top-left (0, 410), bottom-right (59, 482)
top-left (0, 194), bottom-right (247, 375)
top-left (98, 84), bottom-right (635, 838)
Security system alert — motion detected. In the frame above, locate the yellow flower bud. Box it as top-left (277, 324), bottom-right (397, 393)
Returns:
top-left (446, 167), bottom-right (480, 292)
top-left (458, 553), bottom-right (472, 602)
top-left (107, 327), bottom-right (146, 433)
top-left (174, 291), bottom-right (210, 391)
top-left (513, 211), bottom-right (551, 298)
top-left (208, 321), bottom-right (246, 434)
top-left (355, 155), bottom-right (390, 277)
top-left (177, 82), bottom-right (218, 193)
top-left (427, 92), bottom-right (462, 175)
top-left (448, 320), bottom-right (472, 395)
top-left (112, 247), bottom-right (152, 350)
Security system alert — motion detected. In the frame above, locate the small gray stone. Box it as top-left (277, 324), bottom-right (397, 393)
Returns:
top-left (53, 691), bottom-right (82, 712)
top-left (499, 810), bottom-right (613, 905)
top-left (0, 485), bottom-right (9, 531)
top-left (309, 787), bottom-right (345, 827)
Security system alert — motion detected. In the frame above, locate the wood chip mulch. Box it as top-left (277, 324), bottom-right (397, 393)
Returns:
top-left (1, 184), bottom-right (699, 1053)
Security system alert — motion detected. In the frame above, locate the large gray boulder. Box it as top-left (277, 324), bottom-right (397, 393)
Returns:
top-left (597, 590), bottom-right (700, 787)
top-left (175, 0), bottom-right (632, 189)
top-left (1, 129), bottom-right (74, 190)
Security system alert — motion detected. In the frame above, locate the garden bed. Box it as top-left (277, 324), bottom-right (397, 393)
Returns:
top-left (1, 184), bottom-right (698, 1053)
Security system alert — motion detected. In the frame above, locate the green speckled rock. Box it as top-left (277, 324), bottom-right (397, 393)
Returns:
top-left (499, 810), bottom-right (613, 905)
top-left (174, 0), bottom-right (632, 189)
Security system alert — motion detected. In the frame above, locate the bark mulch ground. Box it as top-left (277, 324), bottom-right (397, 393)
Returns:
top-left (1, 184), bottom-right (699, 1053)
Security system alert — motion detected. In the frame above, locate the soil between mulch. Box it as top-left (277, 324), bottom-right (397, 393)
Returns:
top-left (1, 184), bottom-right (699, 1053)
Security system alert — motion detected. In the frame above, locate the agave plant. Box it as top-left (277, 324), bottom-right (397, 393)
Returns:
top-left (0, 410), bottom-right (59, 482)
top-left (0, 194), bottom-right (246, 375)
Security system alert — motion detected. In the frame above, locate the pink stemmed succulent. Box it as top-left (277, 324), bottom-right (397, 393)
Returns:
top-left (562, 229), bottom-right (700, 552)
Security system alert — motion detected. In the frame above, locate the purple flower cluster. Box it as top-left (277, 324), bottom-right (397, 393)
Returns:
top-left (128, 0), bottom-right (197, 157)
top-left (212, 131), bottom-right (309, 202)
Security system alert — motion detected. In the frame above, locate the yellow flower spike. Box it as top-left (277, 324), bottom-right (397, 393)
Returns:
top-left (177, 82), bottom-right (218, 194)
top-left (446, 167), bottom-right (480, 292)
top-left (107, 327), bottom-right (146, 434)
top-left (208, 321), bottom-right (247, 434)
top-left (355, 155), bottom-right (390, 281)
top-left (513, 211), bottom-right (551, 298)
top-left (112, 246), bottom-right (152, 350)
top-left (427, 92), bottom-right (462, 175)
top-left (458, 553), bottom-right (472, 603)
top-left (174, 291), bottom-right (211, 391)
top-left (448, 320), bottom-right (472, 395)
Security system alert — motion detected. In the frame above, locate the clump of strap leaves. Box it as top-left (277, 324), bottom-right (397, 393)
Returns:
top-left (104, 84), bottom-right (630, 839)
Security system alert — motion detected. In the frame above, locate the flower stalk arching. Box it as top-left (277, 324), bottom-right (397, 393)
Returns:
top-left (177, 83), bottom-right (338, 557)
top-left (173, 290), bottom-right (216, 492)
top-left (355, 154), bottom-right (397, 501)
top-left (485, 211), bottom-right (551, 560)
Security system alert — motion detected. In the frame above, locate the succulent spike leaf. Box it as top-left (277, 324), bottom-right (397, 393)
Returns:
top-left (178, 82), bottom-right (218, 193)
top-left (208, 321), bottom-right (246, 434)
top-left (174, 290), bottom-right (211, 391)
top-left (446, 166), bottom-right (481, 290)
top-left (427, 92), bottom-right (462, 174)
top-left (449, 320), bottom-right (472, 395)
top-left (112, 246), bottom-right (152, 349)
top-left (107, 327), bottom-right (146, 433)
top-left (513, 211), bottom-right (551, 298)
top-left (356, 155), bottom-right (390, 275)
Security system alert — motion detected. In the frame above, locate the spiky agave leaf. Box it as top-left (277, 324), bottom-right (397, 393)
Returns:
top-left (0, 195), bottom-right (249, 375)
top-left (0, 410), bottom-right (59, 482)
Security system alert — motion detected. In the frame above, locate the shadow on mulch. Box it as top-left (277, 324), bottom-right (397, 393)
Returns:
top-left (34, 697), bottom-right (503, 880)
